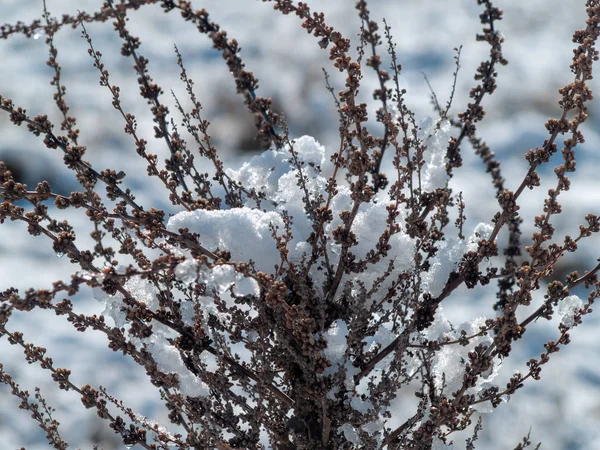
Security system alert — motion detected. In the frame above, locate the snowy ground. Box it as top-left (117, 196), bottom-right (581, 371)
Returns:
top-left (1, 0), bottom-right (600, 449)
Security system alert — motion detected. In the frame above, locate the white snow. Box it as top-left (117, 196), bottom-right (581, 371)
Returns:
top-left (1, 1), bottom-right (599, 449)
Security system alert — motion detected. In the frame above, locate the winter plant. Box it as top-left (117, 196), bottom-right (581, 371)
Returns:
top-left (1, 0), bottom-right (600, 448)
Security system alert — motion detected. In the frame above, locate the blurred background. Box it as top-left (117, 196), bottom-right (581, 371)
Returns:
top-left (1, 0), bottom-right (600, 448)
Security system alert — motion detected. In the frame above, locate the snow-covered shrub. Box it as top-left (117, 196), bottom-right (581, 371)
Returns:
top-left (1, 0), bottom-right (600, 448)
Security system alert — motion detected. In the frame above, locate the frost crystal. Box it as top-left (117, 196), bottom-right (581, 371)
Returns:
top-left (558, 295), bottom-right (583, 327)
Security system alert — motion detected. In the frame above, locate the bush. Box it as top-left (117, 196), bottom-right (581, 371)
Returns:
top-left (1, 0), bottom-right (600, 448)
